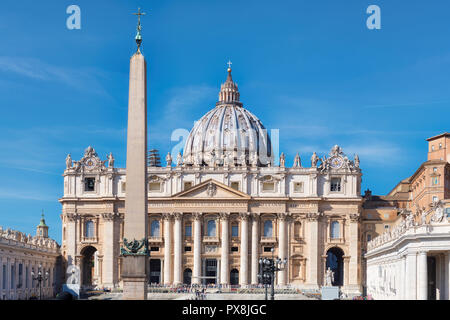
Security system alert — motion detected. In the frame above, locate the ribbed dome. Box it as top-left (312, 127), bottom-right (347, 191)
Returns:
top-left (183, 67), bottom-right (273, 167)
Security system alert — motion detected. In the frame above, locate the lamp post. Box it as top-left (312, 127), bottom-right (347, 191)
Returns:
top-left (257, 248), bottom-right (287, 300)
top-left (31, 264), bottom-right (49, 300)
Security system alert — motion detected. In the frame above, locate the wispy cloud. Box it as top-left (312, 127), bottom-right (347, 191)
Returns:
top-left (0, 188), bottom-right (56, 202)
top-left (363, 100), bottom-right (450, 109)
top-left (0, 56), bottom-right (111, 96)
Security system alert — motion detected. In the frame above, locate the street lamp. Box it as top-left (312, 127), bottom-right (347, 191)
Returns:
top-left (31, 264), bottom-right (49, 300)
top-left (257, 248), bottom-right (287, 300)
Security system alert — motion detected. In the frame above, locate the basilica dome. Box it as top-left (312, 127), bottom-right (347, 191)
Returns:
top-left (183, 67), bottom-right (273, 167)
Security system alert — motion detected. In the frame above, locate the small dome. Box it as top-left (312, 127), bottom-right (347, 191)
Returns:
top-left (183, 67), bottom-right (273, 167)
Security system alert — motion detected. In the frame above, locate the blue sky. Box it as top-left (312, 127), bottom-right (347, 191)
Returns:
top-left (0, 0), bottom-right (449, 241)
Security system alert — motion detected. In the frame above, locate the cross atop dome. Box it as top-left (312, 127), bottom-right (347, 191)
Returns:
top-left (218, 62), bottom-right (241, 106)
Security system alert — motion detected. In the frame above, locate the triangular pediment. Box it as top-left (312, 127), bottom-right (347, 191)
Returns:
top-left (172, 179), bottom-right (250, 199)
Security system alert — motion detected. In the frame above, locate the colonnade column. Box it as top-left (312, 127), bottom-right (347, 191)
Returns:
top-left (306, 213), bottom-right (320, 288)
top-left (220, 212), bottom-right (230, 285)
top-left (173, 213), bottom-right (183, 285)
top-left (163, 213), bottom-right (172, 285)
top-left (277, 212), bottom-right (288, 286)
top-left (400, 255), bottom-right (406, 300)
top-left (240, 212), bottom-right (249, 286)
top-left (193, 212), bottom-right (202, 285)
top-left (444, 252), bottom-right (450, 300)
top-left (418, 251), bottom-right (428, 300)
top-left (251, 213), bottom-right (259, 285)
top-left (406, 252), bottom-right (417, 300)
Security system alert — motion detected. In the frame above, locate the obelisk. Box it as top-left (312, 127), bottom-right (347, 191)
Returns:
top-left (121, 8), bottom-right (148, 300)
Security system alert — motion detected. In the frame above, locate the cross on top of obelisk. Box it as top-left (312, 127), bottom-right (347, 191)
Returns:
top-left (133, 8), bottom-right (147, 50)
top-left (227, 60), bottom-right (232, 69)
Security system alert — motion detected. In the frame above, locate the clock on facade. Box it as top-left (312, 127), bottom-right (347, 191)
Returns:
top-left (84, 157), bottom-right (97, 170)
top-left (330, 156), bottom-right (343, 169)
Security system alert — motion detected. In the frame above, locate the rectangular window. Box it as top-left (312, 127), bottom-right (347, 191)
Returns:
top-left (149, 182), bottom-right (161, 192)
top-left (230, 182), bottom-right (239, 190)
top-left (262, 182), bottom-right (275, 191)
top-left (150, 247), bottom-right (159, 252)
top-left (184, 246), bottom-right (192, 252)
top-left (433, 177), bottom-right (439, 185)
top-left (433, 196), bottom-right (438, 202)
top-left (185, 224), bottom-right (192, 237)
top-left (2, 265), bottom-right (5, 290)
top-left (121, 182), bottom-right (126, 193)
top-left (10, 265), bottom-right (14, 289)
top-left (231, 247), bottom-right (239, 252)
top-left (84, 178), bottom-right (95, 192)
top-left (18, 264), bottom-right (22, 288)
top-left (183, 182), bottom-right (192, 190)
top-left (330, 178), bottom-right (341, 192)
top-left (263, 247), bottom-right (273, 252)
top-left (293, 182), bottom-right (304, 193)
top-left (231, 225), bottom-right (239, 237)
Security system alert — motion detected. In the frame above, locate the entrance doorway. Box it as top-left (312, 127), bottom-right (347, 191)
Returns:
top-left (427, 257), bottom-right (436, 300)
top-left (205, 259), bottom-right (217, 285)
top-left (80, 246), bottom-right (97, 287)
top-left (183, 268), bottom-right (192, 285)
top-left (326, 247), bottom-right (344, 286)
top-left (149, 259), bottom-right (161, 284)
top-left (230, 269), bottom-right (239, 285)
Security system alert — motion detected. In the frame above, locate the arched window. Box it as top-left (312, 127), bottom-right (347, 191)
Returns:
top-left (207, 220), bottom-right (216, 237)
top-left (150, 220), bottom-right (160, 237)
top-left (85, 220), bottom-right (95, 238)
top-left (330, 221), bottom-right (340, 239)
top-left (367, 233), bottom-right (372, 242)
top-left (263, 220), bottom-right (273, 238)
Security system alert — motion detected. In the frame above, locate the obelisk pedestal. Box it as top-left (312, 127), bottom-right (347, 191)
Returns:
top-left (121, 49), bottom-right (148, 300)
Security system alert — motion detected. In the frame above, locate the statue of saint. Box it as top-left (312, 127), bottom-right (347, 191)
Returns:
top-left (354, 154), bottom-right (360, 168)
top-left (311, 152), bottom-right (318, 167)
top-left (65, 154), bottom-right (72, 169)
top-left (165, 152), bottom-right (172, 167)
top-left (325, 267), bottom-right (334, 286)
top-left (176, 152), bottom-right (183, 167)
top-left (108, 152), bottom-right (115, 168)
top-left (293, 153), bottom-right (301, 168)
top-left (280, 152), bottom-right (286, 168)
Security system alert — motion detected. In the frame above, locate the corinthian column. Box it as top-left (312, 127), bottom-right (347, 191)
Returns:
top-left (418, 251), bottom-right (428, 300)
top-left (306, 212), bottom-right (320, 289)
top-left (163, 213), bottom-right (172, 285)
top-left (240, 212), bottom-right (249, 286)
top-left (193, 212), bottom-right (202, 285)
top-left (277, 212), bottom-right (288, 285)
top-left (251, 213), bottom-right (259, 285)
top-left (220, 213), bottom-right (230, 285)
top-left (173, 213), bottom-right (183, 285)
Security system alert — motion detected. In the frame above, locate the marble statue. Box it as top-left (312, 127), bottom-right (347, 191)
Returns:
top-left (239, 152), bottom-right (247, 166)
top-left (354, 154), bottom-right (360, 168)
top-left (108, 153), bottom-right (115, 168)
top-left (166, 152), bottom-right (172, 167)
top-left (66, 154), bottom-right (72, 169)
top-left (280, 152), bottom-right (285, 168)
top-left (293, 153), bottom-right (301, 168)
top-left (176, 152), bottom-right (183, 167)
top-left (311, 152), bottom-right (318, 167)
top-left (325, 267), bottom-right (334, 286)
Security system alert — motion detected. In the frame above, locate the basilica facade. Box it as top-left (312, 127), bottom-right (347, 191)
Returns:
top-left (60, 67), bottom-right (363, 295)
